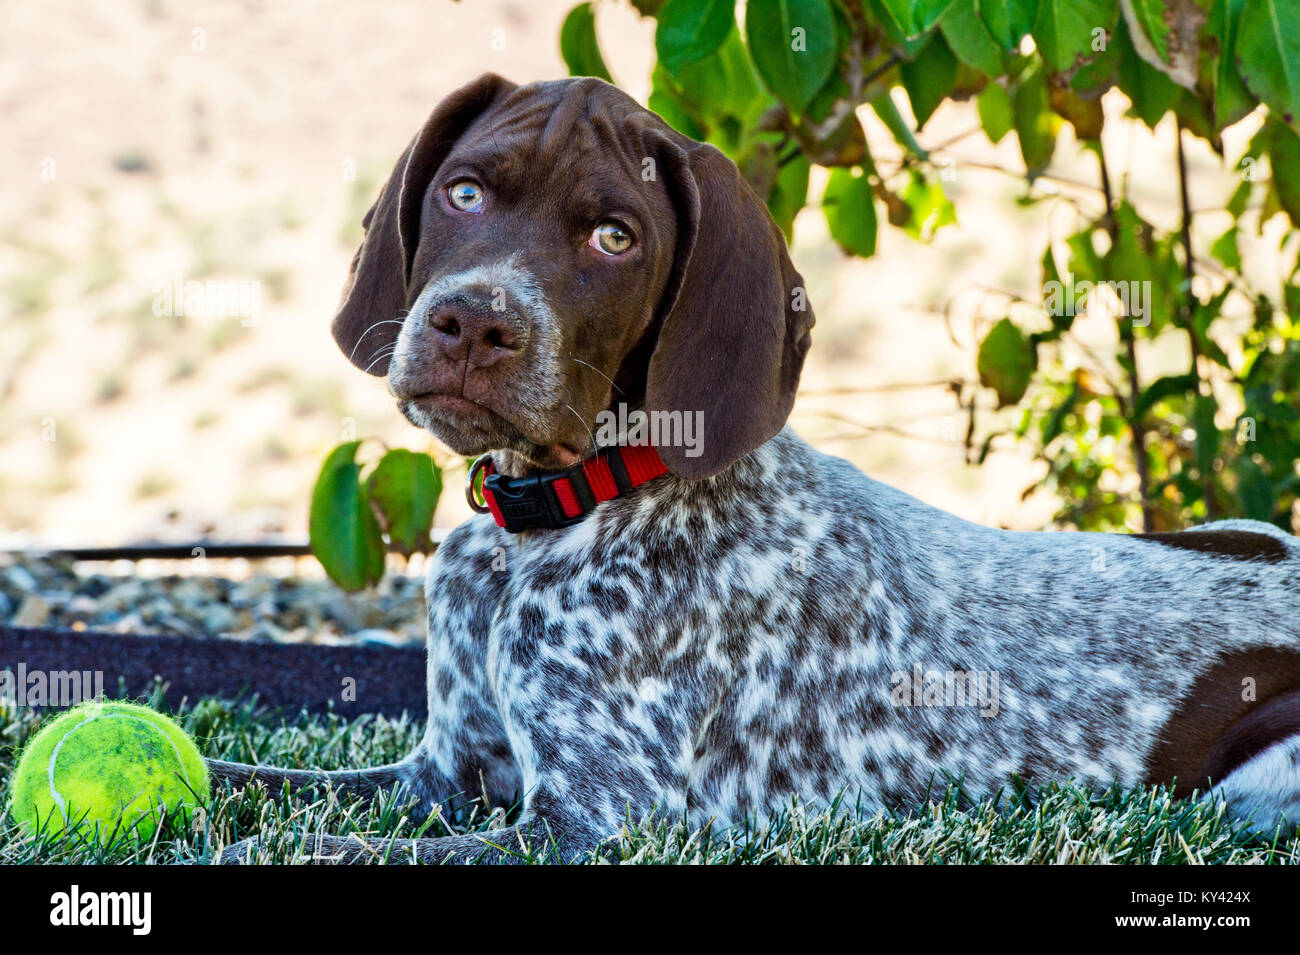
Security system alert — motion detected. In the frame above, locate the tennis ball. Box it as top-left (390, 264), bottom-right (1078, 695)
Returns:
top-left (6, 700), bottom-right (209, 844)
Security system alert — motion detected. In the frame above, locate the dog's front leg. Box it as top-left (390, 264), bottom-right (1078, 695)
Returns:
top-left (205, 758), bottom-right (417, 801)
top-left (209, 522), bottom-right (525, 828)
top-left (218, 713), bottom-right (695, 865)
top-left (205, 747), bottom-right (508, 826)
top-left (218, 812), bottom-right (603, 865)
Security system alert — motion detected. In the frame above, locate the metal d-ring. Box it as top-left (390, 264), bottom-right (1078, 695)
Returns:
top-left (465, 454), bottom-right (493, 513)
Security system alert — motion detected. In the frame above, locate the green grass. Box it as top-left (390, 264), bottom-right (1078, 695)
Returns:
top-left (2, 696), bottom-right (1298, 864)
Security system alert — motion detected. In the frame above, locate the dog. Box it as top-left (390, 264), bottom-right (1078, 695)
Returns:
top-left (212, 74), bottom-right (1300, 864)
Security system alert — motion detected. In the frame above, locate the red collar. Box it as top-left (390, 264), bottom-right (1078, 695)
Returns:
top-left (466, 445), bottom-right (668, 533)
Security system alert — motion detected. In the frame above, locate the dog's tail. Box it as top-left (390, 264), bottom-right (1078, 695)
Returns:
top-left (205, 758), bottom-right (415, 801)
top-left (1184, 519), bottom-right (1299, 563)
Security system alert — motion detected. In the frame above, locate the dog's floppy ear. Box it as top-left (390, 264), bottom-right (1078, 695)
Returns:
top-left (332, 73), bottom-right (516, 375)
top-left (644, 140), bottom-right (815, 479)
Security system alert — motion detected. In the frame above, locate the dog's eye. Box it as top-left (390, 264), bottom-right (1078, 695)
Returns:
top-left (590, 221), bottom-right (633, 255)
top-left (447, 180), bottom-right (484, 212)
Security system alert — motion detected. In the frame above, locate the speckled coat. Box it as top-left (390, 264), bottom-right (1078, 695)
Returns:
top-left (389, 428), bottom-right (1300, 856)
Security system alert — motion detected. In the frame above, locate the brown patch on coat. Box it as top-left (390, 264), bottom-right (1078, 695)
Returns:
top-left (1146, 648), bottom-right (1300, 795)
top-left (1131, 530), bottom-right (1289, 563)
top-left (1200, 689), bottom-right (1300, 786)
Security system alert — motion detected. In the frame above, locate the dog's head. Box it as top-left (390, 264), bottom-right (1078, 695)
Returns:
top-left (332, 73), bottom-right (813, 479)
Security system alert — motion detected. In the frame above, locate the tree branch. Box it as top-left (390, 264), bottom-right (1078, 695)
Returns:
top-left (1099, 142), bottom-right (1154, 531)
top-left (861, 52), bottom-right (901, 90)
top-left (1175, 120), bottom-right (1216, 521)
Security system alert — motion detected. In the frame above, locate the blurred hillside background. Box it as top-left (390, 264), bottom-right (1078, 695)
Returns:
top-left (0, 0), bottom-right (1288, 548)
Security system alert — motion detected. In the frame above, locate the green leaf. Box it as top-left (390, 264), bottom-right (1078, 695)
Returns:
top-left (1040, 242), bottom-right (1077, 336)
top-left (1132, 372), bottom-right (1198, 419)
top-left (823, 167), bottom-right (878, 256)
top-left (1173, 85), bottom-right (1220, 145)
top-left (871, 0), bottom-right (940, 58)
top-left (648, 84), bottom-right (706, 139)
top-left (1042, 378), bottom-right (1081, 443)
top-left (1117, 28), bottom-right (1182, 128)
top-left (1226, 175), bottom-right (1252, 217)
top-left (805, 63), bottom-right (853, 123)
top-left (1236, 0), bottom-right (1300, 132)
top-left (1065, 226), bottom-right (1103, 280)
top-left (1209, 225), bottom-right (1241, 270)
top-left (901, 31), bottom-right (961, 127)
top-left (1284, 282), bottom-right (1300, 316)
top-left (1121, 0), bottom-right (1206, 90)
top-left (978, 80), bottom-right (1016, 140)
top-left (650, 26), bottom-right (768, 148)
top-left (559, 2), bottom-right (614, 82)
top-left (1236, 456), bottom-right (1276, 520)
top-left (1032, 0), bottom-right (1117, 74)
top-left (1192, 290), bottom-right (1233, 367)
top-left (1069, 20), bottom-right (1123, 94)
top-left (978, 318), bottom-right (1038, 406)
top-left (871, 91), bottom-right (930, 159)
top-left (1211, 0), bottom-right (1255, 128)
top-left (1122, 0), bottom-right (1172, 61)
top-left (745, 0), bottom-right (838, 113)
top-left (1012, 56), bottom-right (1058, 175)
top-left (1269, 118), bottom-right (1300, 224)
top-left (878, 0), bottom-right (957, 38)
top-left (768, 151), bottom-right (812, 239)
top-left (1106, 200), bottom-right (1176, 330)
top-left (899, 169), bottom-right (957, 239)
top-left (1050, 85), bottom-right (1105, 139)
top-left (977, 0), bottom-right (1040, 50)
top-left (941, 0), bottom-right (1010, 74)
top-left (977, 431), bottom-right (1004, 463)
top-left (309, 442), bottom-right (386, 591)
top-left (367, 449), bottom-right (441, 556)
top-left (655, 0), bottom-right (735, 74)
top-left (1193, 391), bottom-right (1220, 475)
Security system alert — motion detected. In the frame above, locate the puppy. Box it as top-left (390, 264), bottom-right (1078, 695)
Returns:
top-left (214, 74), bottom-right (1300, 864)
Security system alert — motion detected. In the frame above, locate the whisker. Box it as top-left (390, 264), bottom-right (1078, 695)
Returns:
top-left (564, 404), bottom-right (597, 454)
top-left (348, 318), bottom-right (408, 363)
top-left (570, 356), bottom-right (624, 395)
top-left (363, 345), bottom-right (398, 375)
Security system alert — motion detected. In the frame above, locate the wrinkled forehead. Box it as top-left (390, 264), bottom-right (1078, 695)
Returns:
top-left (447, 81), bottom-right (667, 209)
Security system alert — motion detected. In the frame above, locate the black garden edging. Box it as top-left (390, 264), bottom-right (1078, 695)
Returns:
top-left (14, 542), bottom-right (319, 561)
top-left (0, 625), bottom-right (425, 719)
top-left (5, 532), bottom-right (445, 563)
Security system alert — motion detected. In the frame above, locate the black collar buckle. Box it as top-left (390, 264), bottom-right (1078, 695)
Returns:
top-left (484, 467), bottom-right (591, 533)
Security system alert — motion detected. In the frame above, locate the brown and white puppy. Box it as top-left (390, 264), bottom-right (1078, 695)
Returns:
top-left (211, 74), bottom-right (1300, 865)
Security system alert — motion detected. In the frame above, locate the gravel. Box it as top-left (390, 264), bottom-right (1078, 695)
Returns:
top-left (0, 555), bottom-right (427, 646)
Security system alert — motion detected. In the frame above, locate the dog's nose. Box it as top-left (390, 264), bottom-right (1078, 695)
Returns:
top-left (427, 301), bottom-right (524, 368)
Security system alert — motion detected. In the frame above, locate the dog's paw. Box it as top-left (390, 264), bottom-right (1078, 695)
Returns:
top-left (217, 837), bottom-right (262, 865)
top-left (298, 834), bottom-right (353, 864)
top-left (218, 834), bottom-right (352, 864)
top-left (218, 833), bottom-right (404, 864)
top-left (299, 834), bottom-right (403, 864)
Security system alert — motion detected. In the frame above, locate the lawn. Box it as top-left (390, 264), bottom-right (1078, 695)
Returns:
top-left (2, 696), bottom-right (1298, 865)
